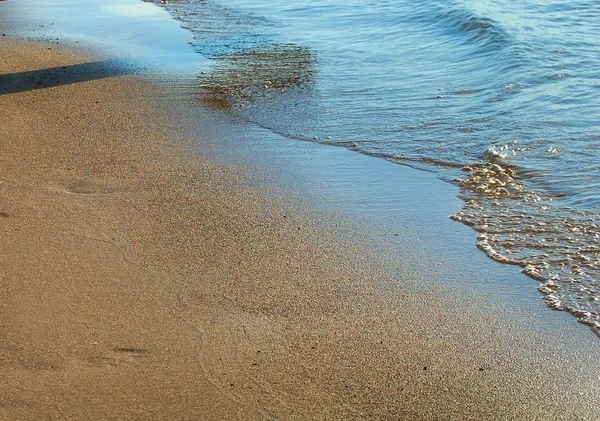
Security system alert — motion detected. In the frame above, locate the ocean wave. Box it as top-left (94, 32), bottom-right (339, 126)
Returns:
top-left (410, 2), bottom-right (513, 50)
top-left (451, 150), bottom-right (600, 337)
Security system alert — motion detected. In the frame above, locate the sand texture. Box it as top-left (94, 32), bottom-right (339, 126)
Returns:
top-left (1, 39), bottom-right (599, 420)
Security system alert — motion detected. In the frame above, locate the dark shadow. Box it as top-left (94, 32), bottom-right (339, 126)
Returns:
top-left (0, 59), bottom-right (137, 95)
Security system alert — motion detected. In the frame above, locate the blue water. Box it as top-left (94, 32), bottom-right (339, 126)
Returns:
top-left (154, 0), bottom-right (600, 336)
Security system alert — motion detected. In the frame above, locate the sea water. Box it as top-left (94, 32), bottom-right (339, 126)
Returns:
top-left (150, 0), bottom-right (600, 336)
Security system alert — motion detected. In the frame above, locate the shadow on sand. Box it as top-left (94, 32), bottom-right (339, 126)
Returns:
top-left (0, 59), bottom-right (136, 95)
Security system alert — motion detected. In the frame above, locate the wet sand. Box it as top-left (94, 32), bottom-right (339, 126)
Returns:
top-left (1, 38), bottom-right (599, 420)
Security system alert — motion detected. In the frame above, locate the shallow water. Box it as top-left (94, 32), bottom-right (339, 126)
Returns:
top-left (148, 0), bottom-right (600, 336)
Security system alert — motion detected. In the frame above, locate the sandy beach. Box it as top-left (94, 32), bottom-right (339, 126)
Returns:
top-left (1, 31), bottom-right (600, 421)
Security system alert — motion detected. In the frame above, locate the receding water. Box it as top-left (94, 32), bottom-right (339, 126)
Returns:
top-left (150, 0), bottom-right (600, 336)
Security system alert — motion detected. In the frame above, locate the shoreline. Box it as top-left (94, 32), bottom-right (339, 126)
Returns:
top-left (1, 9), bottom-right (600, 421)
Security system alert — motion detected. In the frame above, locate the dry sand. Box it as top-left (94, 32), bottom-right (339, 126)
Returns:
top-left (1, 39), bottom-right (599, 420)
